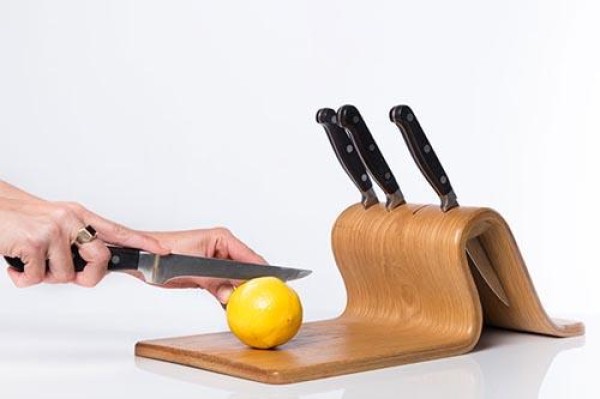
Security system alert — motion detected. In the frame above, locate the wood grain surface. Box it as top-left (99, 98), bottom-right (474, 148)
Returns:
top-left (135, 203), bottom-right (584, 384)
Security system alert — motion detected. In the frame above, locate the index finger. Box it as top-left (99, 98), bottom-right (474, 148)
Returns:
top-left (74, 239), bottom-right (111, 287)
top-left (221, 233), bottom-right (267, 265)
top-left (82, 213), bottom-right (170, 255)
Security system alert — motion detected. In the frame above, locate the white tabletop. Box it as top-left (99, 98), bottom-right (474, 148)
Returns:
top-left (0, 307), bottom-right (595, 399)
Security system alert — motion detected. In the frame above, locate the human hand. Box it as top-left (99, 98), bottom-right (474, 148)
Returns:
top-left (0, 198), bottom-right (169, 287)
top-left (146, 228), bottom-right (267, 304)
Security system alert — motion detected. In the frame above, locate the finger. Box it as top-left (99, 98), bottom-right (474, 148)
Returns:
top-left (7, 249), bottom-right (46, 288)
top-left (83, 213), bottom-right (170, 255)
top-left (6, 267), bottom-right (27, 286)
top-left (74, 240), bottom-right (111, 287)
top-left (160, 275), bottom-right (207, 289)
top-left (159, 275), bottom-right (236, 304)
top-left (204, 279), bottom-right (237, 304)
top-left (215, 284), bottom-right (235, 305)
top-left (6, 267), bottom-right (21, 285)
top-left (44, 207), bottom-right (86, 284)
top-left (44, 238), bottom-right (75, 284)
top-left (218, 233), bottom-right (267, 265)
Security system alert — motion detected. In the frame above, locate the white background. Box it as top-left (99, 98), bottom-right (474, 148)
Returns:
top-left (0, 1), bottom-right (598, 396)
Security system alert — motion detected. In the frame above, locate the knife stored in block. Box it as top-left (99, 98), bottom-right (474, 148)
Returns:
top-left (316, 108), bottom-right (378, 208)
top-left (389, 104), bottom-right (509, 306)
top-left (389, 105), bottom-right (458, 212)
top-left (4, 246), bottom-right (311, 285)
top-left (337, 105), bottom-right (405, 211)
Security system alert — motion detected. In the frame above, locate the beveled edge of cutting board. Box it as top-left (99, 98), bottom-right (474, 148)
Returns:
top-left (134, 318), bottom-right (480, 384)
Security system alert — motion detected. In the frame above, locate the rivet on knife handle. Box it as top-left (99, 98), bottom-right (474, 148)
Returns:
top-left (337, 105), bottom-right (405, 211)
top-left (389, 105), bottom-right (458, 212)
top-left (316, 108), bottom-right (378, 209)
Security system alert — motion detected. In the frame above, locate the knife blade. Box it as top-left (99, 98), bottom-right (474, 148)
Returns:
top-left (389, 104), bottom-right (510, 306)
top-left (337, 105), bottom-right (406, 210)
top-left (316, 108), bottom-right (378, 208)
top-left (465, 239), bottom-right (508, 305)
top-left (3, 246), bottom-right (312, 285)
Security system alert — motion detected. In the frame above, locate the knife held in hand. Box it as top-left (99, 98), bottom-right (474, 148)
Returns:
top-left (3, 246), bottom-right (312, 285)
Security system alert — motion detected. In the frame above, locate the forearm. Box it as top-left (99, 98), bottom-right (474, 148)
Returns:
top-left (0, 180), bottom-right (44, 202)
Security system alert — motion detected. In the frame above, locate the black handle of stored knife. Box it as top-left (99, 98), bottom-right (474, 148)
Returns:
top-left (337, 105), bottom-right (405, 208)
top-left (4, 246), bottom-right (140, 273)
top-left (389, 105), bottom-right (458, 211)
top-left (316, 108), bottom-right (375, 194)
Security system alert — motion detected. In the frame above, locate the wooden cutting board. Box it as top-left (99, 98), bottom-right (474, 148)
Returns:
top-left (136, 204), bottom-right (584, 384)
top-left (136, 317), bottom-right (479, 384)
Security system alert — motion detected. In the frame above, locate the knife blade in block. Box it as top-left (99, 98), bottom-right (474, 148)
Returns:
top-left (390, 104), bottom-right (509, 306)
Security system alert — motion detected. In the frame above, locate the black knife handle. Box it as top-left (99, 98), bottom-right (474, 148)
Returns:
top-left (337, 105), bottom-right (405, 210)
top-left (4, 246), bottom-right (140, 273)
top-left (316, 108), bottom-right (378, 208)
top-left (389, 105), bottom-right (458, 212)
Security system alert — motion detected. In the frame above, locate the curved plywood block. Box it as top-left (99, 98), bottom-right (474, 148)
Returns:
top-left (332, 203), bottom-right (484, 345)
top-left (135, 203), bottom-right (583, 384)
top-left (455, 207), bottom-right (584, 337)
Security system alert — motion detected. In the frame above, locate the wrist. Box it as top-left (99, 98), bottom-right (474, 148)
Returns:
top-left (0, 180), bottom-right (45, 202)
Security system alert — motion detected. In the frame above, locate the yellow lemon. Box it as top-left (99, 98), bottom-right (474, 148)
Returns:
top-left (226, 276), bottom-right (303, 349)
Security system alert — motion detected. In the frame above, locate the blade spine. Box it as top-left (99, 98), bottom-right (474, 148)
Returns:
top-left (153, 254), bottom-right (311, 283)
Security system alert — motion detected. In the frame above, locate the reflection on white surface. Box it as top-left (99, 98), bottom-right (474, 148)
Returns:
top-left (0, 309), bottom-right (591, 398)
top-left (136, 355), bottom-right (482, 399)
top-left (474, 328), bottom-right (585, 398)
top-left (135, 327), bottom-right (585, 399)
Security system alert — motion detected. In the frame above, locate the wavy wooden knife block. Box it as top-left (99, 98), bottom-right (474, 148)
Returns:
top-left (135, 203), bottom-right (584, 384)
